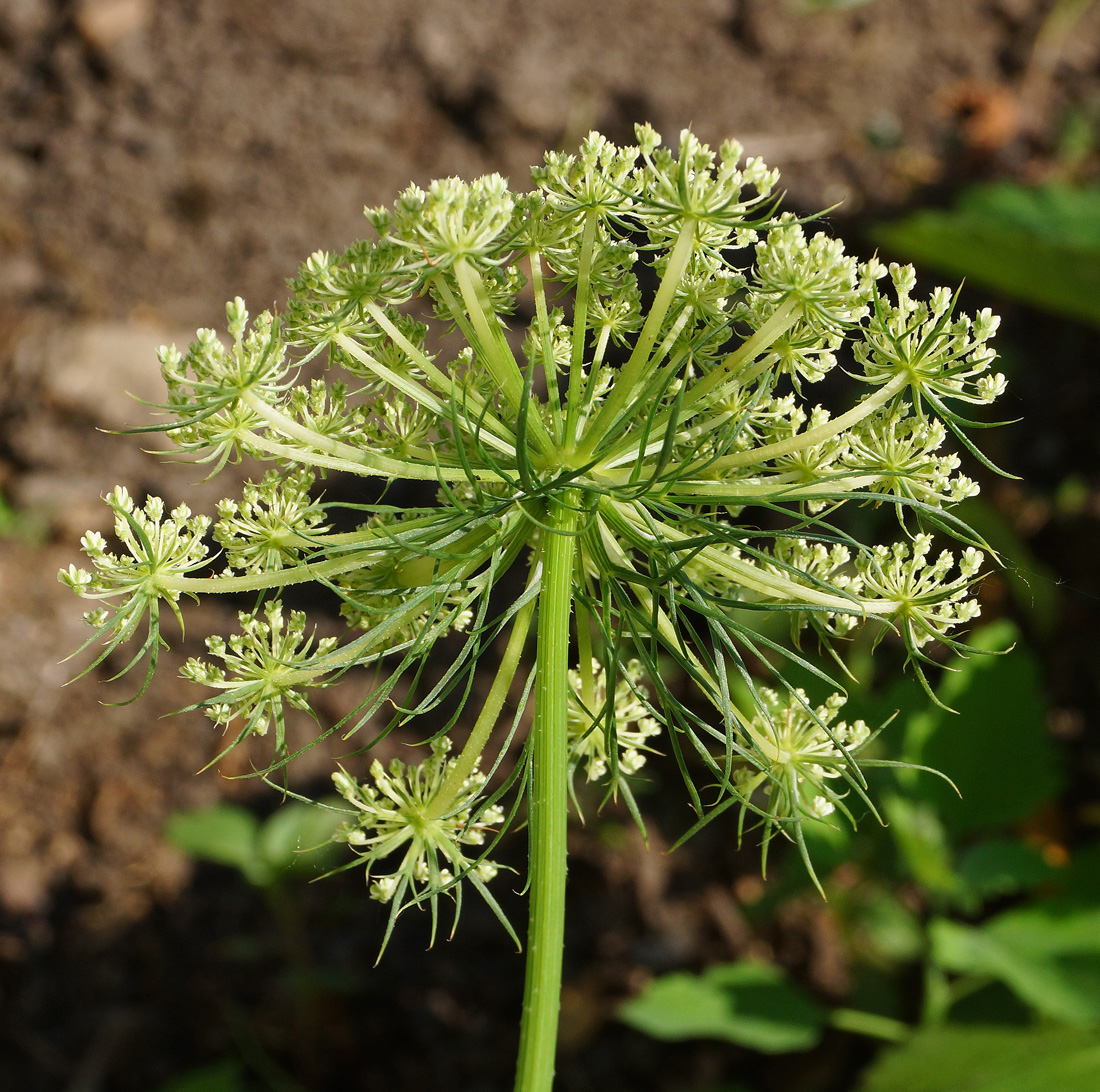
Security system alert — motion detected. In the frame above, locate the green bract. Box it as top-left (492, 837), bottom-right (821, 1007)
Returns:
top-left (61, 125), bottom-right (1004, 1092)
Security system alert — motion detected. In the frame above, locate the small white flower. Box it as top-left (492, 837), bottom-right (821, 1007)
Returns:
top-left (567, 659), bottom-right (661, 789)
top-left (331, 738), bottom-right (505, 940)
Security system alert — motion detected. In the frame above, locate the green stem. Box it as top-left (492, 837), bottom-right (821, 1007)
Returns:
top-left (333, 337), bottom-right (516, 459)
top-left (604, 498), bottom-right (869, 611)
top-left (565, 211), bottom-right (599, 443)
top-left (239, 390), bottom-right (426, 479)
top-left (242, 432), bottom-right (491, 482)
top-left (574, 219), bottom-right (696, 460)
top-left (661, 471), bottom-right (880, 503)
top-left (529, 250), bottom-right (562, 440)
top-left (829, 1008), bottom-right (910, 1043)
top-left (240, 391), bottom-right (499, 482)
top-left (587, 300), bottom-right (800, 476)
top-left (679, 297), bottom-right (801, 413)
top-left (706, 371), bottom-right (909, 474)
top-left (514, 491), bottom-right (580, 1092)
top-left (349, 315), bottom-right (519, 456)
top-left (453, 260), bottom-right (554, 456)
top-left (426, 594), bottom-right (537, 819)
top-left (333, 333), bottom-right (449, 413)
top-left (161, 514), bottom-right (514, 598)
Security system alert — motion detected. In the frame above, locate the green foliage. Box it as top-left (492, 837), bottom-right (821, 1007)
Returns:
top-left (901, 620), bottom-right (1061, 835)
top-left (931, 904), bottom-right (1100, 1024)
top-left (620, 618), bottom-right (1099, 1087)
top-left (0, 489), bottom-right (47, 542)
top-left (165, 801), bottom-right (343, 887)
top-left (881, 793), bottom-right (959, 898)
top-left (876, 183), bottom-right (1100, 326)
top-left (619, 960), bottom-right (825, 1053)
top-left (0, 491), bottom-right (16, 536)
top-left (954, 838), bottom-right (1056, 901)
top-left (861, 1025), bottom-right (1100, 1092)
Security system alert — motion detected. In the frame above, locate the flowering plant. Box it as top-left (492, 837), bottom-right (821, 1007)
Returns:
top-left (61, 126), bottom-right (1004, 1092)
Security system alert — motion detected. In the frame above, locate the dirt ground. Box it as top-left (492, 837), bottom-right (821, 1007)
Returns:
top-left (2, 2), bottom-right (1099, 1090)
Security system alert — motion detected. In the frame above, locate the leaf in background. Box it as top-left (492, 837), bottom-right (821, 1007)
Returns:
top-left (256, 800), bottom-right (344, 878)
top-left (619, 960), bottom-right (825, 1053)
top-left (986, 903), bottom-right (1100, 960)
top-left (875, 183), bottom-right (1100, 326)
top-left (902, 621), bottom-right (1061, 836)
top-left (882, 795), bottom-right (959, 898)
top-left (956, 498), bottom-right (1061, 640)
top-left (955, 838), bottom-right (1057, 901)
top-left (853, 888), bottom-right (926, 965)
top-left (930, 903), bottom-right (1100, 1024)
top-left (167, 801), bottom-right (346, 887)
top-left (861, 1025), bottom-right (1100, 1092)
top-left (165, 804), bottom-right (270, 886)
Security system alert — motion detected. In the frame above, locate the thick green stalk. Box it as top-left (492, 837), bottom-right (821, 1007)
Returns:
top-left (514, 492), bottom-right (580, 1092)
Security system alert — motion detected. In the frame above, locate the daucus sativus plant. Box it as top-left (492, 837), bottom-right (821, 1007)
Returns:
top-left (62, 126), bottom-right (1005, 1092)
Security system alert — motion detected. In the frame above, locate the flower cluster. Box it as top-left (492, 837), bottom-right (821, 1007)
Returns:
top-left (567, 659), bottom-right (662, 790)
top-left (60, 487), bottom-right (212, 693)
top-left (332, 738), bottom-right (509, 945)
top-left (857, 534), bottom-right (985, 658)
top-left (215, 468), bottom-right (329, 574)
top-left (742, 688), bottom-right (871, 822)
top-left (856, 269), bottom-right (1004, 411)
top-left (61, 125), bottom-right (1006, 924)
top-left (180, 599), bottom-right (338, 747)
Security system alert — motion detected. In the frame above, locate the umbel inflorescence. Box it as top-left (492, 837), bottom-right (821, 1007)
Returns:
top-left (62, 126), bottom-right (1003, 936)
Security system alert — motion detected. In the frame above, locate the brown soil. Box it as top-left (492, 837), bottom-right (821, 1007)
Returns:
top-left (1, 2), bottom-right (1099, 1090)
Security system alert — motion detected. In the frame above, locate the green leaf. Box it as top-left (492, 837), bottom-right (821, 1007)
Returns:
top-left (165, 804), bottom-right (269, 885)
top-left (883, 794), bottom-right (959, 897)
top-left (619, 960), bottom-right (825, 1053)
top-left (256, 800), bottom-right (344, 878)
top-left (931, 903), bottom-right (1100, 1023)
top-left (875, 183), bottom-right (1100, 327)
top-left (902, 622), bottom-right (1061, 836)
top-left (862, 1025), bottom-right (1100, 1092)
top-left (151, 1059), bottom-right (245, 1092)
top-left (956, 498), bottom-right (1060, 640)
top-left (166, 802), bottom-right (346, 886)
top-left (986, 903), bottom-right (1100, 960)
top-left (955, 838), bottom-right (1056, 901)
top-left (854, 888), bottom-right (926, 964)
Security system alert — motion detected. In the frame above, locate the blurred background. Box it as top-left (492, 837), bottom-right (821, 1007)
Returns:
top-left (2, 2), bottom-right (1100, 1090)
